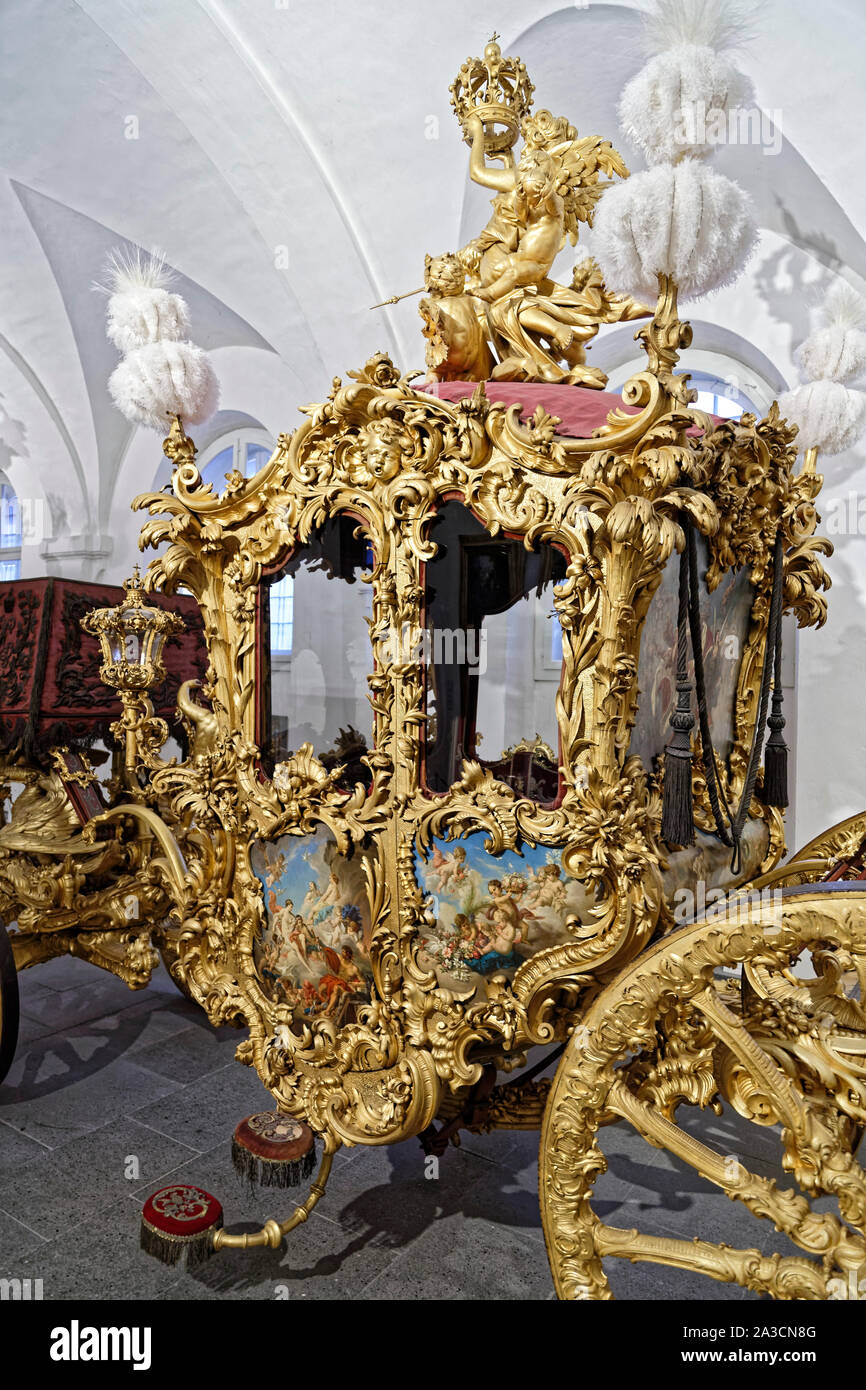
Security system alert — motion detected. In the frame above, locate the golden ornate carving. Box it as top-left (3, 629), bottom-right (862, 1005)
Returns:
top-left (0, 576), bottom-right (193, 1005)
top-left (0, 786), bottom-right (169, 988)
top-left (539, 889), bottom-right (866, 1299)
top-left (420, 39), bottom-right (649, 388)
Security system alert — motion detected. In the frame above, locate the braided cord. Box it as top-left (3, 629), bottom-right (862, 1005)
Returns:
top-left (685, 517), bottom-right (734, 847)
top-left (678, 522), bottom-right (785, 873)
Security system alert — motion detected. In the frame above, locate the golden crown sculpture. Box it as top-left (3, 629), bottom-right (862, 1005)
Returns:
top-left (449, 34), bottom-right (534, 152)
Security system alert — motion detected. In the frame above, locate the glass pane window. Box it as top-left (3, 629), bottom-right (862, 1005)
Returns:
top-left (245, 443), bottom-right (271, 476)
top-left (0, 558), bottom-right (21, 581)
top-left (0, 484), bottom-right (21, 548)
top-left (630, 532), bottom-right (753, 771)
top-left (262, 517), bottom-right (373, 790)
top-left (188, 431), bottom-right (276, 496)
top-left (270, 574), bottom-right (294, 655)
top-left (695, 389), bottom-right (743, 420)
top-left (200, 445), bottom-right (234, 491)
top-left (423, 500), bottom-right (564, 803)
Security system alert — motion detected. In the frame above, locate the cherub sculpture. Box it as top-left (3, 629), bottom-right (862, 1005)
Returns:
top-left (419, 253), bottom-right (493, 383)
top-left (421, 43), bottom-right (649, 387)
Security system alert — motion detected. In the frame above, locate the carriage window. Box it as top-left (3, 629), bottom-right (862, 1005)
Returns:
top-left (629, 532), bottom-right (753, 771)
top-left (269, 575), bottom-right (294, 655)
top-left (423, 500), bottom-right (565, 802)
top-left (262, 516), bottom-right (373, 791)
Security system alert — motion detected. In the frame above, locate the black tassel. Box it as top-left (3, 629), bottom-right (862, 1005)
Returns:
top-left (763, 564), bottom-right (789, 809)
top-left (231, 1135), bottom-right (315, 1192)
top-left (761, 558), bottom-right (789, 811)
top-left (140, 1219), bottom-right (220, 1268)
top-left (763, 731), bottom-right (788, 808)
top-left (661, 546), bottom-right (695, 846)
top-left (661, 736), bottom-right (695, 845)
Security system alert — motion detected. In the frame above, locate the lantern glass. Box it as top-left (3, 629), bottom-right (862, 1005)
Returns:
top-left (146, 629), bottom-right (167, 668)
top-left (84, 567), bottom-right (184, 694)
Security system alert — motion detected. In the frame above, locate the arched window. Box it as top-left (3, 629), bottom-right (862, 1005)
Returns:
top-left (0, 479), bottom-right (22, 580)
top-left (606, 346), bottom-right (773, 420)
top-left (689, 370), bottom-right (757, 419)
top-left (197, 427), bottom-right (274, 492)
top-left (177, 428), bottom-right (293, 656)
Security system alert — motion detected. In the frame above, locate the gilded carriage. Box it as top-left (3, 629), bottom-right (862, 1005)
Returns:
top-left (0, 576), bottom-right (207, 1080)
top-left (5, 36), bottom-right (866, 1302)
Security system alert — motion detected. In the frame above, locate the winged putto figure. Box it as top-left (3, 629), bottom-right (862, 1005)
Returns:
top-left (420, 43), bottom-right (648, 386)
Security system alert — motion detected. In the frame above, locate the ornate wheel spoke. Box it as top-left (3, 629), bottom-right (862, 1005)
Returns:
top-left (610, 1079), bottom-right (866, 1270)
top-left (595, 1225), bottom-right (829, 1299)
top-left (539, 888), bottom-right (866, 1299)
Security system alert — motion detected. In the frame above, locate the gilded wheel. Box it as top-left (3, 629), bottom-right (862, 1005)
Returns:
top-left (539, 885), bottom-right (866, 1299)
top-left (0, 918), bottom-right (20, 1085)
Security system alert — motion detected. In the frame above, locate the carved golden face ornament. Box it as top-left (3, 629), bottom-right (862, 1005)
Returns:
top-left (353, 419), bottom-right (409, 483)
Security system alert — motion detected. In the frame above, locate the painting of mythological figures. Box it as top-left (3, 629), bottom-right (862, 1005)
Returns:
top-left (414, 833), bottom-right (592, 986)
top-left (250, 828), bottom-right (373, 1023)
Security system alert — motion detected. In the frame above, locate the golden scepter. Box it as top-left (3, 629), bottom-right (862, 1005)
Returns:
top-left (369, 286), bottom-right (425, 309)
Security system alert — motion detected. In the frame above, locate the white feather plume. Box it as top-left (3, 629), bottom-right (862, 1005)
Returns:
top-left (100, 247), bottom-right (191, 354)
top-left (103, 246), bottom-right (172, 294)
top-left (101, 244), bottom-right (220, 431)
top-left (820, 282), bottom-right (866, 332)
top-left (777, 379), bottom-right (866, 455)
top-left (591, 158), bottom-right (757, 301)
top-left (796, 326), bottom-right (866, 386)
top-left (793, 285), bottom-right (866, 384)
top-left (619, 47), bottom-right (754, 164)
top-left (641, 0), bottom-right (757, 55)
top-left (106, 287), bottom-right (191, 355)
top-left (109, 340), bottom-right (219, 432)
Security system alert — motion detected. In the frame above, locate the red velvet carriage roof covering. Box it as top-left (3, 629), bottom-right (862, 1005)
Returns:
top-left (417, 381), bottom-right (635, 435)
top-left (0, 577), bottom-right (207, 764)
top-left (417, 381), bottom-right (724, 434)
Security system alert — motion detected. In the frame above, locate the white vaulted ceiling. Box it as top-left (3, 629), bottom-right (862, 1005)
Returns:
top-left (1, 0), bottom-right (865, 842)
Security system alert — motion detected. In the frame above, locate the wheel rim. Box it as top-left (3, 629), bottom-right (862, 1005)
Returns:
top-left (539, 888), bottom-right (866, 1300)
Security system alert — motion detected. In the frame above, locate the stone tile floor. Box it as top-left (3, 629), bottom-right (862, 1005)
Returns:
top-left (0, 955), bottom-right (817, 1301)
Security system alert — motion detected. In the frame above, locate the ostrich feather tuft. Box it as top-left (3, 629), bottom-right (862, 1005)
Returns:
top-left (619, 46), bottom-right (754, 163)
top-left (100, 246), bottom-right (173, 295)
top-left (591, 159), bottom-right (757, 302)
top-left (777, 379), bottom-right (866, 455)
top-left (99, 246), bottom-right (192, 355)
top-left (109, 340), bottom-right (219, 432)
top-left (819, 282), bottom-right (866, 333)
top-left (641, 0), bottom-right (757, 55)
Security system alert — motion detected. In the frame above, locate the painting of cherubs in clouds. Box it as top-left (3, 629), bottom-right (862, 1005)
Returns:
top-left (416, 833), bottom-right (592, 985)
